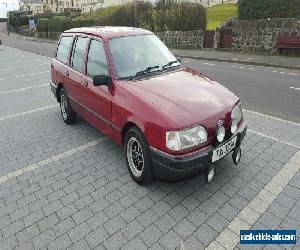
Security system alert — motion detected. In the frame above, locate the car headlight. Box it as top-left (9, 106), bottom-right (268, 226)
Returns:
top-left (166, 125), bottom-right (208, 151)
top-left (231, 103), bottom-right (243, 134)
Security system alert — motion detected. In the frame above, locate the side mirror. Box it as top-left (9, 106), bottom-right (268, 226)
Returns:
top-left (93, 75), bottom-right (111, 86)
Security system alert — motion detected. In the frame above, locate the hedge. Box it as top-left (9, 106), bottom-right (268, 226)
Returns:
top-left (73, 1), bottom-right (206, 32)
top-left (37, 18), bottom-right (49, 32)
top-left (8, 16), bottom-right (37, 28)
top-left (37, 1), bottom-right (206, 36)
top-left (48, 16), bottom-right (72, 32)
top-left (238, 0), bottom-right (300, 20)
top-left (164, 3), bottom-right (206, 31)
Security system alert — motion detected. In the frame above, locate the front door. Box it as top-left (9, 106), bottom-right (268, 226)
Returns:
top-left (79, 38), bottom-right (112, 137)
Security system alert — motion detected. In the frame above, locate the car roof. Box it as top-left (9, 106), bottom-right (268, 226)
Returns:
top-left (64, 26), bottom-right (153, 39)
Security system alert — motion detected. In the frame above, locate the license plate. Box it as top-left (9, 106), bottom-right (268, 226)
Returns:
top-left (212, 136), bottom-right (237, 163)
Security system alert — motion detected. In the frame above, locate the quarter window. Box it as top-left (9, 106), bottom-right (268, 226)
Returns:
top-left (71, 37), bottom-right (89, 73)
top-left (56, 36), bottom-right (73, 64)
top-left (87, 40), bottom-right (109, 77)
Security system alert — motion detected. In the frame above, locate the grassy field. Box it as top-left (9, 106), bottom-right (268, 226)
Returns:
top-left (207, 3), bottom-right (237, 30)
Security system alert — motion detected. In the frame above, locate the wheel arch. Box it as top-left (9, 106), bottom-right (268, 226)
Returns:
top-left (121, 122), bottom-right (141, 145)
top-left (56, 83), bottom-right (64, 103)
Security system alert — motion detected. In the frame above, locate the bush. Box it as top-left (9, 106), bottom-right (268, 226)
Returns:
top-left (74, 1), bottom-right (206, 32)
top-left (48, 16), bottom-right (72, 32)
top-left (37, 18), bottom-right (49, 32)
top-left (93, 2), bottom-right (152, 27)
top-left (8, 16), bottom-right (37, 28)
top-left (238, 0), bottom-right (300, 20)
top-left (164, 3), bottom-right (206, 31)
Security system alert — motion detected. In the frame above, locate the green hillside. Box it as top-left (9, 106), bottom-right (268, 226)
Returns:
top-left (207, 3), bottom-right (237, 30)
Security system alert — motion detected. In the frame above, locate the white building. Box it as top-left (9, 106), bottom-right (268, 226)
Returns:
top-left (19, 0), bottom-right (81, 15)
top-left (19, 0), bottom-right (44, 14)
top-left (81, 0), bottom-right (104, 13)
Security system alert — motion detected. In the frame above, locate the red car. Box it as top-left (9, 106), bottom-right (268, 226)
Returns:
top-left (50, 27), bottom-right (247, 185)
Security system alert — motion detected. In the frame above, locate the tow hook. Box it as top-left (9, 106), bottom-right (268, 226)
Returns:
top-left (232, 147), bottom-right (241, 165)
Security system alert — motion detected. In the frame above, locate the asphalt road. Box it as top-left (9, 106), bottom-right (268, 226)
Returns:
top-left (1, 27), bottom-right (299, 123)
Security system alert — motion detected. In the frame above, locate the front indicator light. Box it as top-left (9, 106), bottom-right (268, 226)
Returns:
top-left (231, 118), bottom-right (238, 134)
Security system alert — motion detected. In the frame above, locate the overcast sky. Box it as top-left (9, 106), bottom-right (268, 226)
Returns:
top-left (0, 0), bottom-right (19, 18)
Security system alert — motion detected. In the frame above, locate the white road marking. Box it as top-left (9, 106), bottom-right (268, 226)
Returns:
top-left (0, 71), bottom-right (50, 81)
top-left (204, 62), bottom-right (215, 66)
top-left (206, 150), bottom-right (300, 250)
top-left (273, 70), bottom-right (277, 73)
top-left (1, 62), bottom-right (49, 71)
top-left (249, 67), bottom-right (254, 70)
top-left (0, 137), bottom-right (107, 185)
top-left (0, 105), bottom-right (57, 122)
top-left (290, 86), bottom-right (300, 91)
top-left (243, 109), bottom-right (300, 127)
top-left (0, 83), bottom-right (48, 94)
top-left (288, 72), bottom-right (299, 76)
top-left (248, 130), bottom-right (300, 149)
top-left (279, 71), bottom-right (285, 74)
top-left (183, 60), bottom-right (190, 63)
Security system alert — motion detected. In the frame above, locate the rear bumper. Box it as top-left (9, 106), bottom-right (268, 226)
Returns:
top-left (50, 81), bottom-right (58, 100)
top-left (150, 122), bottom-right (247, 181)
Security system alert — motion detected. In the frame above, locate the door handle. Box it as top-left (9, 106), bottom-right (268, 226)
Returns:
top-left (65, 71), bottom-right (69, 77)
top-left (83, 80), bottom-right (88, 87)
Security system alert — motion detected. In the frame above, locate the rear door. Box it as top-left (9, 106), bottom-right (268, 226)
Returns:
top-left (79, 38), bottom-right (113, 137)
top-left (52, 35), bottom-right (73, 95)
top-left (67, 36), bottom-right (89, 113)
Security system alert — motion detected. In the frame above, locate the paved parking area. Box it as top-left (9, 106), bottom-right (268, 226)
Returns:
top-left (0, 45), bottom-right (299, 250)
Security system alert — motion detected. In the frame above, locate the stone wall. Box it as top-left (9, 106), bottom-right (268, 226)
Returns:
top-left (155, 30), bottom-right (204, 49)
top-left (228, 18), bottom-right (300, 54)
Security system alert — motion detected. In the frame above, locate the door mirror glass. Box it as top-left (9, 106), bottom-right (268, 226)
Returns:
top-left (93, 75), bottom-right (111, 86)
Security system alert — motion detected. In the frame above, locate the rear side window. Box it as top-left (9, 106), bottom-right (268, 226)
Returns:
top-left (71, 37), bottom-right (89, 73)
top-left (87, 40), bottom-right (109, 77)
top-left (56, 36), bottom-right (73, 64)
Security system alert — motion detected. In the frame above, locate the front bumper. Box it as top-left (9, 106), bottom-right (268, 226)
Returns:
top-left (150, 122), bottom-right (247, 181)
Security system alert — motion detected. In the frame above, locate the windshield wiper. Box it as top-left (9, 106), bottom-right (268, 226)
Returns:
top-left (129, 65), bottom-right (160, 80)
top-left (162, 60), bottom-right (180, 70)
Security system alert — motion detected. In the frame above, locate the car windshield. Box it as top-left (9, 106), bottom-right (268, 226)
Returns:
top-left (109, 34), bottom-right (180, 79)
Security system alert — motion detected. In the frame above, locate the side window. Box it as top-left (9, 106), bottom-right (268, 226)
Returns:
top-left (71, 37), bottom-right (89, 73)
top-left (56, 36), bottom-right (73, 64)
top-left (87, 40), bottom-right (109, 77)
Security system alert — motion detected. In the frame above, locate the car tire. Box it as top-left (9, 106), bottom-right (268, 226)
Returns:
top-left (60, 87), bottom-right (76, 125)
top-left (124, 127), bottom-right (153, 185)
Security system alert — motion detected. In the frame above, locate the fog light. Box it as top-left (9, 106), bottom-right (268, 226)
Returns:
top-left (205, 165), bottom-right (215, 184)
top-left (217, 126), bottom-right (225, 142)
top-left (232, 147), bottom-right (241, 165)
top-left (231, 118), bottom-right (238, 134)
